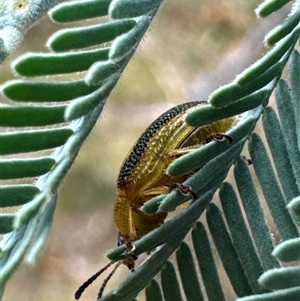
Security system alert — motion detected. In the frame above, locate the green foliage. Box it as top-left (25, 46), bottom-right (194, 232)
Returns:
top-left (0, 0), bottom-right (299, 301)
top-left (142, 50), bottom-right (300, 301)
top-left (0, 0), bottom-right (163, 297)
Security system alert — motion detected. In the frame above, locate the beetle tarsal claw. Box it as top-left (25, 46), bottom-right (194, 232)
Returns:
top-left (171, 183), bottom-right (197, 199)
top-left (240, 155), bottom-right (252, 165)
top-left (205, 132), bottom-right (233, 144)
top-left (125, 240), bottom-right (137, 254)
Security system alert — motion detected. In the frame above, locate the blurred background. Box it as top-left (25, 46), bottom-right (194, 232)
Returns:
top-left (1, 0), bottom-right (291, 300)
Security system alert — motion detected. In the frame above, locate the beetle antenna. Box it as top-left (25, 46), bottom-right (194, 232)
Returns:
top-left (75, 261), bottom-right (116, 300)
top-left (97, 261), bottom-right (122, 300)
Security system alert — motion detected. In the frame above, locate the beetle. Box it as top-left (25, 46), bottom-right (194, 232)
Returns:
top-left (75, 101), bottom-right (234, 299)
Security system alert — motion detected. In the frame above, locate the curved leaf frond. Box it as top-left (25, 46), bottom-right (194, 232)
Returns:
top-left (144, 50), bottom-right (300, 301)
top-left (0, 0), bottom-right (164, 297)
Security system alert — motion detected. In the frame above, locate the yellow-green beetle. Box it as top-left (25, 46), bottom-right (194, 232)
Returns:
top-left (75, 101), bottom-right (234, 299)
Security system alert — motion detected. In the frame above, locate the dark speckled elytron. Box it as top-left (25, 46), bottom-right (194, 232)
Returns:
top-left (118, 101), bottom-right (200, 188)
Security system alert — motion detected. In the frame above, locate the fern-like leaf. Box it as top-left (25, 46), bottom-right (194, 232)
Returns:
top-left (0, 0), bottom-right (164, 297)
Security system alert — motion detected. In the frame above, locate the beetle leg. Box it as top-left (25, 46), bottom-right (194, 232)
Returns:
top-left (123, 241), bottom-right (137, 272)
top-left (126, 241), bottom-right (136, 253)
top-left (117, 232), bottom-right (138, 270)
top-left (167, 132), bottom-right (233, 158)
top-left (167, 145), bottom-right (200, 157)
top-left (136, 185), bottom-right (173, 199)
top-left (117, 232), bottom-right (137, 254)
top-left (136, 183), bottom-right (196, 203)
